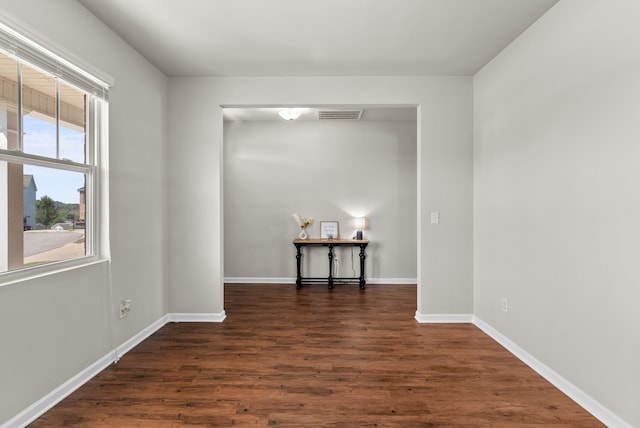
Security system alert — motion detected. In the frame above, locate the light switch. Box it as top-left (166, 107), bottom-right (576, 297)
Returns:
top-left (430, 211), bottom-right (439, 224)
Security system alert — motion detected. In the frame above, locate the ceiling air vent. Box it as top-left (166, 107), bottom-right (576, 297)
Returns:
top-left (317, 109), bottom-right (364, 120)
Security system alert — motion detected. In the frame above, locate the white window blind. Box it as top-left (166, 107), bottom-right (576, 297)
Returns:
top-left (0, 22), bottom-right (109, 101)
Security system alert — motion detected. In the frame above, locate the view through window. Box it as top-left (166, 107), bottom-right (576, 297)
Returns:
top-left (0, 43), bottom-right (103, 274)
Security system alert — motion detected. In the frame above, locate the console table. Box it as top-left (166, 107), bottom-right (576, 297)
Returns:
top-left (293, 239), bottom-right (368, 289)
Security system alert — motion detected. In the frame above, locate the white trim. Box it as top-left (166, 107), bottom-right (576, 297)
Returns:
top-left (414, 312), bottom-right (473, 323)
top-left (472, 316), bottom-right (633, 428)
top-left (223, 277), bottom-right (417, 285)
top-left (167, 312), bottom-right (227, 323)
top-left (0, 16), bottom-right (114, 91)
top-left (0, 258), bottom-right (104, 288)
top-left (6, 310), bottom-right (628, 428)
top-left (2, 312), bottom-right (226, 428)
top-left (1, 350), bottom-right (114, 428)
top-left (3, 315), bottom-right (163, 428)
top-left (368, 278), bottom-right (417, 285)
top-left (412, 313), bottom-right (631, 426)
top-left (114, 315), bottom-right (168, 359)
top-left (224, 277), bottom-right (294, 284)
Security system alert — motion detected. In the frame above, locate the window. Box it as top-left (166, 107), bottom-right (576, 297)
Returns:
top-left (0, 23), bottom-right (108, 276)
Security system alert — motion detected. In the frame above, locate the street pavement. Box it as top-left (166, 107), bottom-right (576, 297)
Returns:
top-left (23, 230), bottom-right (85, 257)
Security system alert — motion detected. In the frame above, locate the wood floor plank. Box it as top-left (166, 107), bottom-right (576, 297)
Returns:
top-left (30, 284), bottom-right (603, 427)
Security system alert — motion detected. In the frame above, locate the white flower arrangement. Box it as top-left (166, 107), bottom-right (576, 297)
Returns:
top-left (292, 213), bottom-right (313, 239)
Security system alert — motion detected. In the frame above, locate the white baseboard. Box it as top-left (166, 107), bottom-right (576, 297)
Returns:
top-left (472, 316), bottom-right (632, 428)
top-left (414, 312), bottom-right (473, 323)
top-left (3, 312), bottom-right (226, 428)
top-left (2, 349), bottom-right (115, 428)
top-left (368, 278), bottom-right (417, 284)
top-left (115, 315), bottom-right (169, 359)
top-left (413, 313), bottom-right (631, 427)
top-left (168, 312), bottom-right (227, 322)
top-left (224, 277), bottom-right (417, 285)
top-left (6, 310), bottom-right (628, 428)
top-left (225, 277), bottom-right (295, 284)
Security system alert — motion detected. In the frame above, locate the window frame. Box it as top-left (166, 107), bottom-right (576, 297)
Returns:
top-left (0, 23), bottom-right (109, 284)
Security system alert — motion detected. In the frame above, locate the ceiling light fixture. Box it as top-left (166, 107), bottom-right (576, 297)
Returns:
top-left (279, 108), bottom-right (302, 121)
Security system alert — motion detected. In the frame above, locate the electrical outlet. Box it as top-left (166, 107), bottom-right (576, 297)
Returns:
top-left (120, 299), bottom-right (132, 319)
top-left (501, 298), bottom-right (508, 313)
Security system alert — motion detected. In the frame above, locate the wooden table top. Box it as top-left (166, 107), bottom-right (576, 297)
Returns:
top-left (293, 238), bottom-right (368, 244)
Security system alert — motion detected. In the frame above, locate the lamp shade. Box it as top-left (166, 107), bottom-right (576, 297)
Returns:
top-left (355, 217), bottom-right (366, 230)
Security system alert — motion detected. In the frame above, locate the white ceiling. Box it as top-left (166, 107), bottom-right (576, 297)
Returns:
top-left (77, 0), bottom-right (559, 77)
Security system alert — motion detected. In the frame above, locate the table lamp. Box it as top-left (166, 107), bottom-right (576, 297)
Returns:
top-left (355, 217), bottom-right (366, 240)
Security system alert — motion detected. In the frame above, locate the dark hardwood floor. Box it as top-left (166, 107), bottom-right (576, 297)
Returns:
top-left (31, 284), bottom-right (603, 427)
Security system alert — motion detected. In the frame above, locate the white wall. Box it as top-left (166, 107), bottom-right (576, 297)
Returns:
top-left (474, 0), bottom-right (640, 426)
top-left (7, 0), bottom-right (636, 425)
top-left (168, 76), bottom-right (473, 316)
top-left (223, 118), bottom-right (417, 282)
top-left (0, 0), bottom-right (168, 424)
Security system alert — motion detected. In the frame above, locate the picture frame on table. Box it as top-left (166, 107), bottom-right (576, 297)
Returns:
top-left (320, 221), bottom-right (340, 240)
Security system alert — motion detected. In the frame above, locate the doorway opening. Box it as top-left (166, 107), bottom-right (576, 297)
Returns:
top-left (221, 105), bottom-right (419, 292)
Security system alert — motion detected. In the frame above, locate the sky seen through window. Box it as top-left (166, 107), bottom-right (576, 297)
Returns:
top-left (22, 115), bottom-right (85, 204)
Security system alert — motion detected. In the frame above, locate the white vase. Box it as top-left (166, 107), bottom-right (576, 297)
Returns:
top-left (298, 229), bottom-right (308, 239)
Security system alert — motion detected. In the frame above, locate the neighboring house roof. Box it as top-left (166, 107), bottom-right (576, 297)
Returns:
top-left (23, 174), bottom-right (37, 191)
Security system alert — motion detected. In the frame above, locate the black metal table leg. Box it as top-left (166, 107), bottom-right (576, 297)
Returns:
top-left (327, 244), bottom-right (334, 289)
top-left (359, 244), bottom-right (366, 289)
top-left (295, 244), bottom-right (302, 289)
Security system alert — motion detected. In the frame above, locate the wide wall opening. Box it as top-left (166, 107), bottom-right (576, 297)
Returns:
top-left (221, 105), bottom-right (418, 288)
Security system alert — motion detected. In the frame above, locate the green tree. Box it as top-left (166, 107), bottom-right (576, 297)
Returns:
top-left (56, 202), bottom-right (79, 225)
top-left (36, 195), bottom-right (58, 228)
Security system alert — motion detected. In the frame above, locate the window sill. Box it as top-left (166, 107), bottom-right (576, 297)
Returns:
top-left (0, 256), bottom-right (107, 288)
